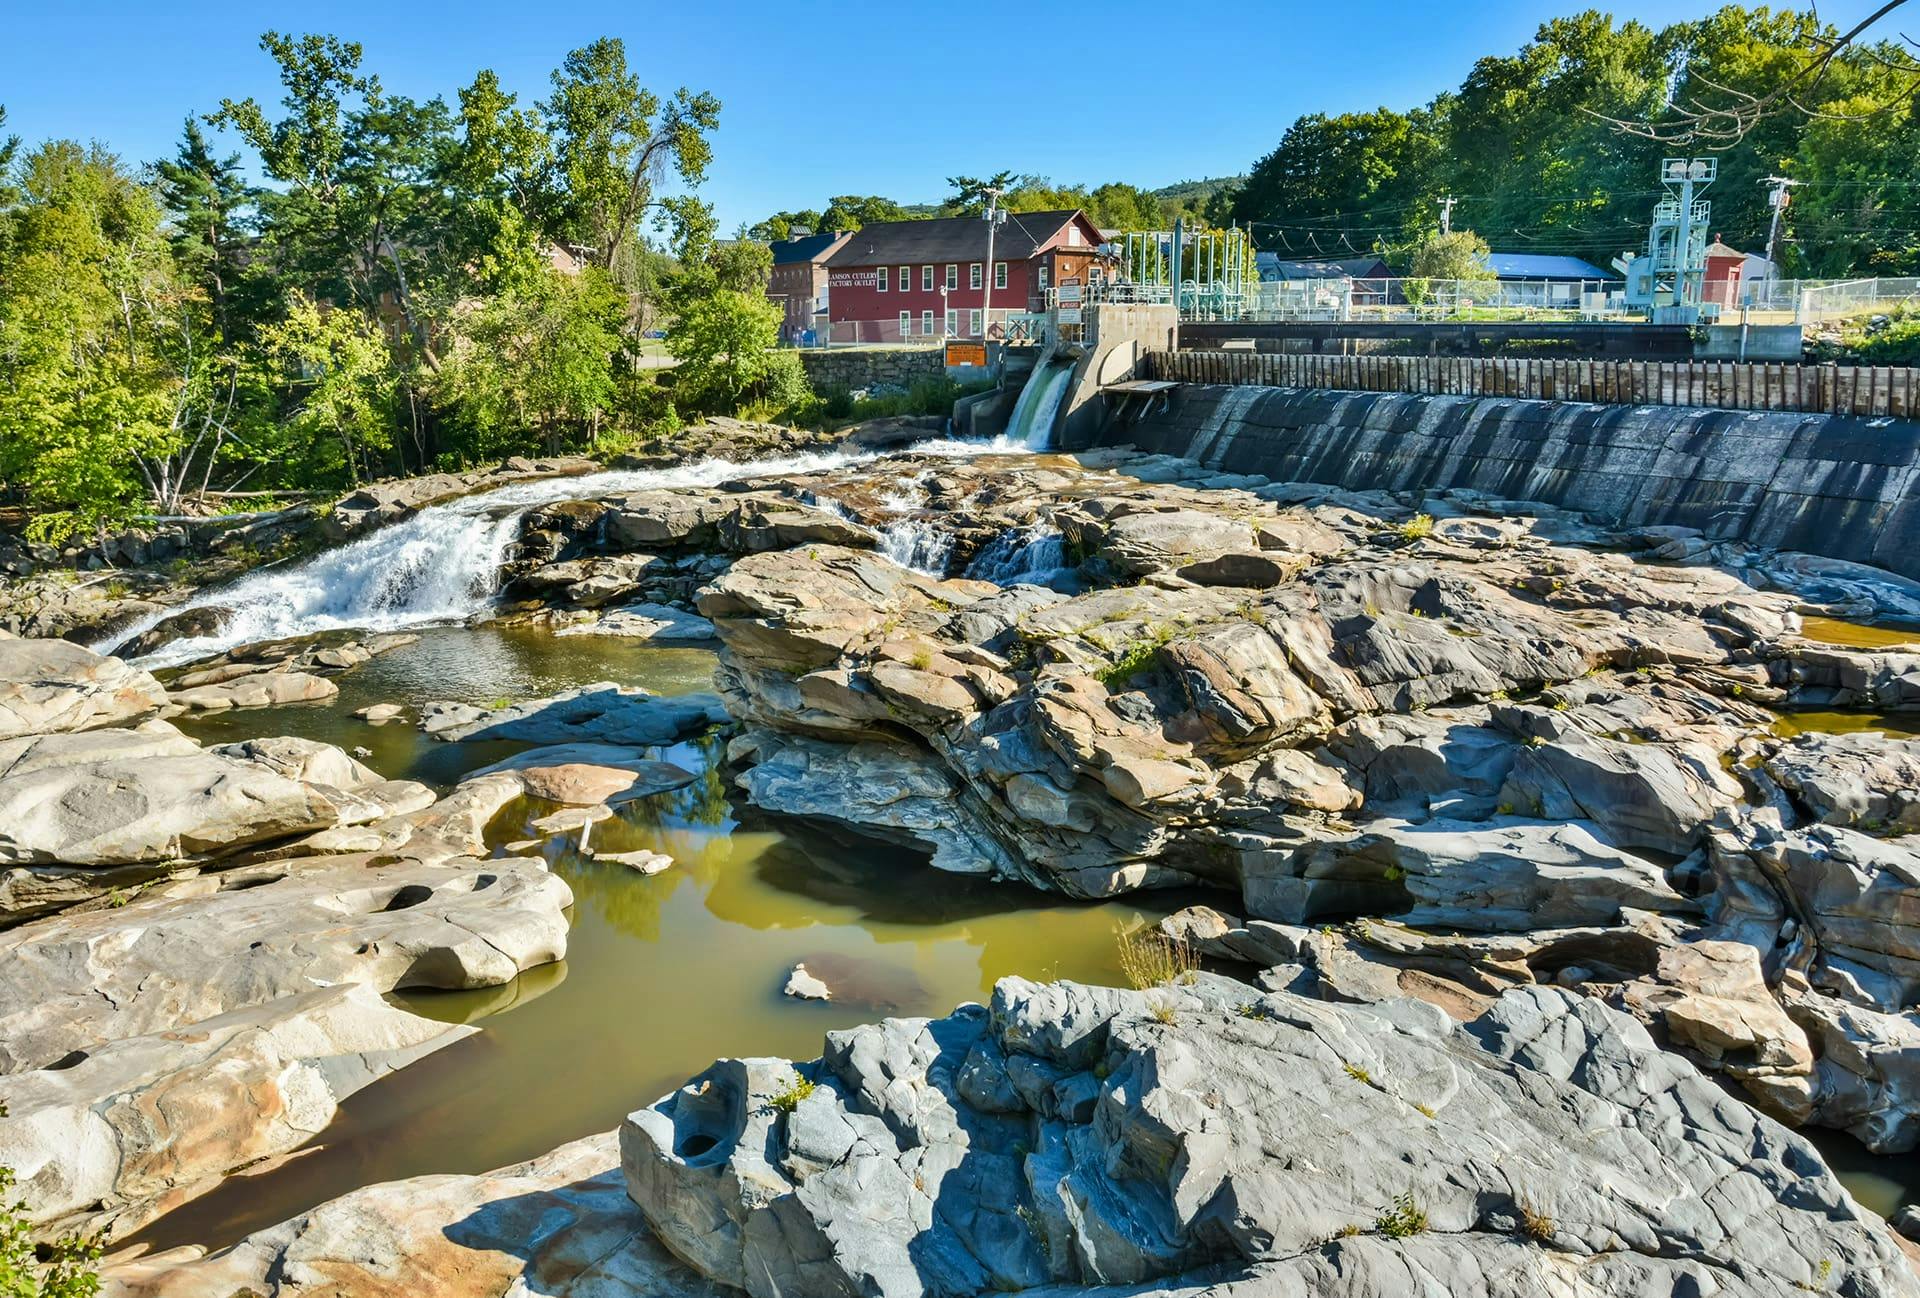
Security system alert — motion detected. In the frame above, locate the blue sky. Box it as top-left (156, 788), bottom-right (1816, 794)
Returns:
top-left (0, 0), bottom-right (1889, 231)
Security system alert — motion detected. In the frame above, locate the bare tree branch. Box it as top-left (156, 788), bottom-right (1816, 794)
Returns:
top-left (1588, 0), bottom-right (1918, 145)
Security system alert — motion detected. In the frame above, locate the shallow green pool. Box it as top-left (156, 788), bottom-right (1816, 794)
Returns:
top-left (134, 626), bottom-right (1191, 1252)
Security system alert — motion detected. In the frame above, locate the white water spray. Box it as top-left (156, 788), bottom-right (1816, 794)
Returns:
top-left (100, 438), bottom-right (1009, 667)
top-left (876, 518), bottom-right (955, 576)
top-left (967, 522), bottom-right (1071, 586)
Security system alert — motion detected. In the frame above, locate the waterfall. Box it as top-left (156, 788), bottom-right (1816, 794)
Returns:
top-left (966, 522), bottom-right (1071, 586)
top-left (100, 439), bottom-right (1002, 667)
top-left (877, 518), bottom-right (954, 576)
top-left (1004, 360), bottom-right (1075, 450)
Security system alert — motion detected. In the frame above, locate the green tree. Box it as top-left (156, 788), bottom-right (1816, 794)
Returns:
top-left (260, 293), bottom-right (395, 484)
top-left (1409, 229), bottom-right (1495, 280)
top-left (541, 37), bottom-right (720, 278)
top-left (1229, 106), bottom-right (1446, 255)
top-left (433, 266), bottom-right (625, 458)
top-left (817, 195), bottom-right (914, 231)
top-left (0, 142), bottom-right (183, 539)
top-left (666, 287), bottom-right (800, 414)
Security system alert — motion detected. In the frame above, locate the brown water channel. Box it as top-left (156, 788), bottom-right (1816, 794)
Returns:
top-left (131, 625), bottom-right (1195, 1253)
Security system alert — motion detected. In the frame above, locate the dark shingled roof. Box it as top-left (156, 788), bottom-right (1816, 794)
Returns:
top-left (770, 232), bottom-right (847, 266)
top-left (825, 211), bottom-right (1092, 267)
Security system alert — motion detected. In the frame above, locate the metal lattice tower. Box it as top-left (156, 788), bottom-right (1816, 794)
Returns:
top-left (1644, 157), bottom-right (1716, 322)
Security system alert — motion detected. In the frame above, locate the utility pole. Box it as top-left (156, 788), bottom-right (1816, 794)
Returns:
top-left (979, 184), bottom-right (1004, 348)
top-left (1760, 176), bottom-right (1799, 270)
top-left (1438, 195), bottom-right (1456, 236)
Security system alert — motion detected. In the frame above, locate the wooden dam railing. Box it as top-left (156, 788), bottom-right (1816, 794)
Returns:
top-left (1145, 350), bottom-right (1920, 418)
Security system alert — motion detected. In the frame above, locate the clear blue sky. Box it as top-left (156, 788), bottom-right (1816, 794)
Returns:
top-left (0, 0), bottom-right (1888, 231)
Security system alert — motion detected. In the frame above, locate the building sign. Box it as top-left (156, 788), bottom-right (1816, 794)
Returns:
top-left (1056, 307), bottom-right (1083, 325)
top-left (1057, 284), bottom-right (1083, 303)
top-left (945, 342), bottom-right (987, 367)
top-left (828, 269), bottom-right (879, 289)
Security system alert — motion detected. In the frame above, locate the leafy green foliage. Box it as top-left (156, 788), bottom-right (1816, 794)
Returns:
top-left (1375, 1192), bottom-right (1429, 1239)
top-left (0, 1154), bottom-right (101, 1298)
top-left (1225, 7), bottom-right (1920, 277)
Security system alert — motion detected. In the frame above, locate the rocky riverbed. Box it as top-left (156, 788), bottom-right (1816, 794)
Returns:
top-left (2, 431), bottom-right (1918, 1295)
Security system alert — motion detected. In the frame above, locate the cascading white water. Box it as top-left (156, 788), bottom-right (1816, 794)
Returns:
top-left (876, 518), bottom-right (955, 576)
top-left (101, 439), bottom-right (1007, 668)
top-left (1004, 360), bottom-right (1075, 450)
top-left (966, 522), bottom-right (1071, 586)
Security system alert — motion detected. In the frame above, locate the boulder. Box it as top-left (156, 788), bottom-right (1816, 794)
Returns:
top-left (421, 683), bottom-right (725, 745)
top-left (168, 669), bottom-right (339, 711)
top-left (618, 978), bottom-right (1917, 1297)
top-left (0, 637), bottom-right (166, 739)
top-left (783, 963), bottom-right (833, 1001)
top-left (557, 601), bottom-right (718, 642)
top-left (1766, 731), bottom-right (1920, 833)
top-left (467, 743), bottom-right (698, 805)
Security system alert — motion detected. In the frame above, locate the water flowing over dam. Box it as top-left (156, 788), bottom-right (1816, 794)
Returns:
top-left (1094, 383), bottom-right (1920, 582)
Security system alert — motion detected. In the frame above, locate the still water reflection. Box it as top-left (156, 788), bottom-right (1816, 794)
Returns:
top-left (137, 627), bottom-right (1188, 1253)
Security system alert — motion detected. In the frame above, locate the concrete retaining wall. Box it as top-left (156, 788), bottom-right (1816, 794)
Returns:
top-left (1096, 384), bottom-right (1920, 579)
top-left (798, 347), bottom-right (949, 392)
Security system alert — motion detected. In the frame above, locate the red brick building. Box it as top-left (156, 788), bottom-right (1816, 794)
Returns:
top-left (766, 231), bottom-right (849, 342)
top-left (822, 210), bottom-right (1110, 343)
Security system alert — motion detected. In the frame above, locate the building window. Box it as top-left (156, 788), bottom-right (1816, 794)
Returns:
top-left (1038, 264), bottom-right (1050, 290)
top-left (876, 266), bottom-right (887, 292)
top-left (921, 265), bottom-right (933, 291)
top-left (1066, 225), bottom-right (1082, 246)
top-left (969, 263), bottom-right (982, 290)
top-left (899, 311), bottom-right (911, 339)
top-left (899, 266), bottom-right (910, 292)
top-left (994, 262), bottom-right (1007, 290)
top-left (945, 264), bottom-right (958, 290)
top-left (921, 310), bottom-right (934, 335)
top-left (945, 308), bottom-right (958, 335)
top-left (969, 309), bottom-right (982, 336)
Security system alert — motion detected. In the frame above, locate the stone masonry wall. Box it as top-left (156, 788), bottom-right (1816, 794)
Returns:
top-left (798, 346), bottom-right (948, 393)
top-left (1099, 384), bottom-right (1920, 579)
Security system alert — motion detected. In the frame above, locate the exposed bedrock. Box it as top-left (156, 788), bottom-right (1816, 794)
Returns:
top-left (0, 633), bottom-right (576, 1243)
top-left (618, 976), bottom-right (1920, 1298)
top-left (696, 463), bottom-right (1920, 1153)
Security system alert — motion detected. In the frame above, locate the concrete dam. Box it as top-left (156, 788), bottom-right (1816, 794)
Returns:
top-left (1078, 383), bottom-right (1920, 582)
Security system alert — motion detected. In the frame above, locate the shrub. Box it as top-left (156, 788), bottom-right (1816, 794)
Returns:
top-left (1375, 1191), bottom-right (1429, 1239)
top-left (768, 1074), bottom-right (816, 1114)
top-left (1398, 513), bottom-right (1434, 540)
top-left (1, 1154), bottom-right (101, 1298)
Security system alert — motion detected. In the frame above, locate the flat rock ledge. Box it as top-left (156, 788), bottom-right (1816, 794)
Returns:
top-left (100, 1133), bottom-right (723, 1298)
top-left (618, 977), bottom-right (1919, 1298)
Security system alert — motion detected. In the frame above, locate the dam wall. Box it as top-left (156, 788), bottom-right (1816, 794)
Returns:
top-left (1088, 383), bottom-right (1920, 580)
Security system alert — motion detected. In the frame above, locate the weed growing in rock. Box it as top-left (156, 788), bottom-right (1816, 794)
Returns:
top-left (1375, 1192), bottom-right (1429, 1238)
top-left (1147, 1001), bottom-right (1180, 1025)
top-left (1793, 1258), bottom-right (1835, 1292)
top-left (1518, 1201), bottom-right (1555, 1242)
top-left (1016, 1203), bottom-right (1053, 1257)
top-left (1116, 926), bottom-right (1198, 989)
top-left (767, 1074), bottom-right (815, 1114)
top-left (1235, 1002), bottom-right (1272, 1021)
top-left (1411, 1101), bottom-right (1437, 1119)
top-left (1095, 626), bottom-right (1176, 690)
top-left (1342, 1062), bottom-right (1373, 1085)
top-left (487, 697), bottom-right (514, 710)
top-left (1399, 514), bottom-right (1435, 540)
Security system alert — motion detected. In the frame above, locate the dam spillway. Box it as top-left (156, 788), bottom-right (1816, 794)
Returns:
top-left (1090, 383), bottom-right (1920, 582)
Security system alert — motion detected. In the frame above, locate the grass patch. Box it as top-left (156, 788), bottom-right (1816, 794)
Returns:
top-left (1342, 1062), bottom-right (1373, 1085)
top-left (1116, 926), bottom-right (1199, 990)
top-left (1398, 513), bottom-right (1435, 540)
top-left (1095, 625), bottom-right (1177, 690)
